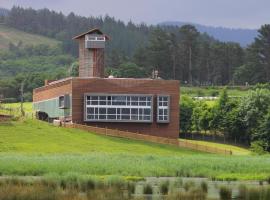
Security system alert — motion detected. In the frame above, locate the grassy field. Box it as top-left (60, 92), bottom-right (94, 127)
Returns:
top-left (0, 25), bottom-right (60, 50)
top-left (0, 102), bottom-right (33, 116)
top-left (0, 119), bottom-right (269, 181)
top-left (180, 139), bottom-right (251, 155)
top-left (181, 86), bottom-right (250, 98)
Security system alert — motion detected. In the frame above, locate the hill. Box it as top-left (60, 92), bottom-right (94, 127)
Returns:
top-left (0, 24), bottom-right (60, 50)
top-left (0, 8), bottom-right (9, 16)
top-left (159, 21), bottom-right (258, 46)
top-left (0, 118), bottom-right (269, 180)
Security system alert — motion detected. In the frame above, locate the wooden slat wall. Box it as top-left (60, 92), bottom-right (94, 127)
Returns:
top-left (72, 78), bottom-right (180, 139)
top-left (33, 79), bottom-right (72, 102)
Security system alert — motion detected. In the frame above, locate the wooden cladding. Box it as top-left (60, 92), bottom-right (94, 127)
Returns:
top-left (72, 78), bottom-right (179, 139)
top-left (33, 77), bottom-right (180, 139)
top-left (78, 38), bottom-right (104, 78)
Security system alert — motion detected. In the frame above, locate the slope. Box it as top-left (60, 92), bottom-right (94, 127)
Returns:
top-left (0, 119), bottom-right (269, 180)
top-left (0, 24), bottom-right (60, 50)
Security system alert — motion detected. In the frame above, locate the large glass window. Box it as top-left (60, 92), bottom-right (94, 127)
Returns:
top-left (157, 95), bottom-right (170, 123)
top-left (85, 94), bottom-right (153, 123)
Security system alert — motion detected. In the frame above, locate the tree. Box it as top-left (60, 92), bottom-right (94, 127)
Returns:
top-left (69, 61), bottom-right (79, 77)
top-left (238, 89), bottom-right (270, 144)
top-left (180, 95), bottom-right (194, 137)
top-left (237, 24), bottom-right (270, 84)
top-left (199, 104), bottom-right (211, 136)
top-left (147, 28), bottom-right (172, 79)
top-left (178, 25), bottom-right (199, 85)
top-left (252, 110), bottom-right (270, 151)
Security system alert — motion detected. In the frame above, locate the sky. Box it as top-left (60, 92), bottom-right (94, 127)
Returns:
top-left (0, 0), bottom-right (269, 29)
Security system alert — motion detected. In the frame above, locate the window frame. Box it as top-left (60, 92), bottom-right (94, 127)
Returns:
top-left (59, 95), bottom-right (65, 109)
top-left (85, 35), bottom-right (106, 41)
top-left (84, 93), bottom-right (153, 123)
top-left (157, 95), bottom-right (170, 123)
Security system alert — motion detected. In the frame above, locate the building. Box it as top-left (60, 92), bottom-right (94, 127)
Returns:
top-left (33, 28), bottom-right (180, 139)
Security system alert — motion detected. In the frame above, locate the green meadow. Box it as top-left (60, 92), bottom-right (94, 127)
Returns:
top-left (0, 24), bottom-right (60, 50)
top-left (0, 119), bottom-right (269, 181)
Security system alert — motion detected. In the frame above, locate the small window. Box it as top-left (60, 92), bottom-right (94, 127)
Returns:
top-left (157, 95), bottom-right (170, 123)
top-left (59, 96), bottom-right (65, 108)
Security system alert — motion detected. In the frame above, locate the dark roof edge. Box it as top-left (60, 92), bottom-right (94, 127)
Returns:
top-left (72, 28), bottom-right (110, 40)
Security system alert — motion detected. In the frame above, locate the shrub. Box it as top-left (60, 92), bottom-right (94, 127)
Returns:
top-left (80, 178), bottom-right (95, 192)
top-left (127, 182), bottom-right (135, 196)
top-left (210, 90), bottom-right (219, 97)
top-left (166, 188), bottom-right (206, 200)
top-left (238, 184), bottom-right (247, 199)
top-left (200, 181), bottom-right (208, 193)
top-left (219, 186), bottom-right (232, 200)
top-left (183, 181), bottom-right (195, 192)
top-left (160, 180), bottom-right (169, 195)
top-left (143, 184), bottom-right (153, 195)
top-left (267, 177), bottom-right (270, 184)
top-left (250, 141), bottom-right (267, 155)
top-left (173, 178), bottom-right (183, 187)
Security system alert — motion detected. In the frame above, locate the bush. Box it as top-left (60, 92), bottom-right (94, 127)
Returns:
top-left (183, 181), bottom-right (195, 192)
top-left (143, 184), bottom-right (153, 194)
top-left (210, 90), bottom-right (219, 97)
top-left (219, 186), bottom-right (232, 200)
top-left (127, 182), bottom-right (135, 195)
top-left (238, 184), bottom-right (247, 199)
top-left (200, 181), bottom-right (208, 193)
top-left (250, 141), bottom-right (267, 155)
top-left (160, 180), bottom-right (169, 195)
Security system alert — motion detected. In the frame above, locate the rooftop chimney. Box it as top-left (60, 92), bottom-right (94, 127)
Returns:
top-left (73, 28), bottom-right (109, 78)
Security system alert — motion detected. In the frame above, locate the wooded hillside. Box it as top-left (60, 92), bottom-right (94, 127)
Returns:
top-left (0, 6), bottom-right (270, 101)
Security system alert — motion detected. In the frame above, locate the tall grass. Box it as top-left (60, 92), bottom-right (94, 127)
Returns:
top-left (0, 175), bottom-right (136, 200)
top-left (238, 185), bottom-right (270, 200)
top-left (219, 186), bottom-right (232, 200)
top-left (0, 153), bottom-right (269, 181)
top-left (0, 120), bottom-right (270, 181)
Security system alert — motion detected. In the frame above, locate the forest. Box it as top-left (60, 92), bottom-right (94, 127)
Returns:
top-left (0, 7), bottom-right (270, 101)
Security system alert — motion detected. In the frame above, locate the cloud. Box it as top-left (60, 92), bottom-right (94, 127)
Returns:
top-left (1, 0), bottom-right (269, 28)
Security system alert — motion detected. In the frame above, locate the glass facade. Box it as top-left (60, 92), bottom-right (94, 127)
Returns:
top-left (157, 95), bottom-right (170, 123)
top-left (85, 94), bottom-right (153, 122)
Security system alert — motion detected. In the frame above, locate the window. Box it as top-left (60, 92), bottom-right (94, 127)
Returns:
top-left (59, 96), bottom-right (65, 108)
top-left (85, 94), bottom-right (153, 123)
top-left (157, 95), bottom-right (170, 123)
top-left (85, 35), bottom-right (106, 41)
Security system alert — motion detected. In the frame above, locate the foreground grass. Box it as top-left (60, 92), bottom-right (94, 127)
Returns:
top-left (0, 120), bottom-right (269, 180)
top-left (180, 139), bottom-right (251, 155)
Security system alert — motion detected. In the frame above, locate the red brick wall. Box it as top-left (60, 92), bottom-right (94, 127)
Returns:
top-left (72, 78), bottom-right (179, 139)
top-left (33, 77), bottom-right (180, 139)
top-left (33, 79), bottom-right (72, 102)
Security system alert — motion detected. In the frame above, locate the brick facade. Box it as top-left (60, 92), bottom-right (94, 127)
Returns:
top-left (33, 77), bottom-right (180, 139)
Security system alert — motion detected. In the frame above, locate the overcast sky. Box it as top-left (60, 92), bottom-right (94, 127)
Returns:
top-left (1, 0), bottom-right (269, 29)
